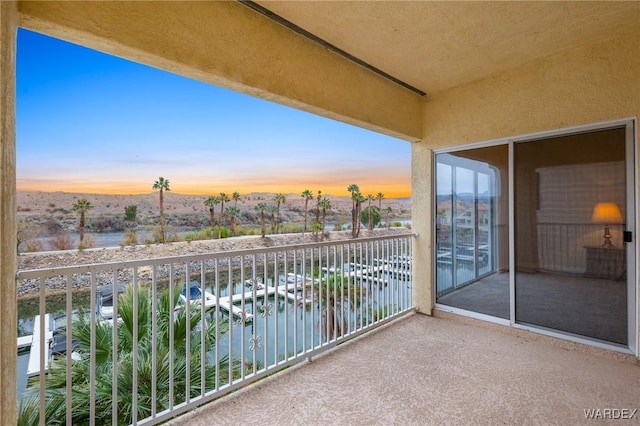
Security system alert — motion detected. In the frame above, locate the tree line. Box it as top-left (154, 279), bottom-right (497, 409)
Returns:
top-left (17, 177), bottom-right (400, 252)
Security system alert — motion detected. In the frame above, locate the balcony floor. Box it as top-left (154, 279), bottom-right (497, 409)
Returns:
top-left (170, 311), bottom-right (639, 425)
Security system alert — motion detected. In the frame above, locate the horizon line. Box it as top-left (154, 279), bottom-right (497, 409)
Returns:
top-left (17, 188), bottom-right (413, 199)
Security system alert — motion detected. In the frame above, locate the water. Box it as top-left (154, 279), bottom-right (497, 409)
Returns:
top-left (16, 275), bottom-right (410, 401)
top-left (35, 229), bottom-right (207, 250)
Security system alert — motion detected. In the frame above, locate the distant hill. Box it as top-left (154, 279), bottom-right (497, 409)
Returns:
top-left (17, 191), bottom-right (411, 218)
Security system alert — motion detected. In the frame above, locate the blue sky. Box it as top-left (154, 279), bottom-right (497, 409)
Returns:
top-left (16, 29), bottom-right (411, 197)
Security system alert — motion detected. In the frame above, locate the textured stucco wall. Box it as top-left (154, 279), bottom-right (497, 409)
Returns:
top-left (421, 32), bottom-right (640, 148)
top-left (413, 32), bottom-right (640, 356)
top-left (411, 142), bottom-right (431, 314)
top-left (17, 1), bottom-right (423, 142)
top-left (0, 2), bottom-right (17, 424)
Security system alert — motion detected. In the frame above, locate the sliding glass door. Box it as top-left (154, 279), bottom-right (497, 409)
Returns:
top-left (514, 127), bottom-right (629, 345)
top-left (434, 121), bottom-right (636, 349)
top-left (435, 146), bottom-right (509, 319)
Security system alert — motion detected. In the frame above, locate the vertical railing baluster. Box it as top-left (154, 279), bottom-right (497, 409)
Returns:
top-left (398, 239), bottom-right (411, 312)
top-left (301, 248), bottom-right (307, 355)
top-left (250, 254), bottom-right (257, 374)
top-left (200, 261), bottom-right (206, 397)
top-left (309, 247), bottom-right (315, 352)
top-left (327, 246), bottom-right (334, 342)
top-left (393, 239), bottom-right (398, 314)
top-left (151, 265), bottom-right (157, 418)
top-left (399, 237), bottom-right (404, 311)
top-left (132, 268), bottom-right (138, 425)
top-left (321, 245), bottom-right (327, 342)
top-left (89, 272), bottom-right (96, 426)
top-left (346, 243), bottom-right (352, 337)
top-left (169, 263), bottom-right (175, 410)
top-left (284, 250), bottom-right (289, 361)
top-left (262, 253), bottom-right (268, 370)
top-left (359, 243), bottom-right (364, 331)
top-left (409, 236), bottom-right (414, 309)
top-left (214, 258), bottom-right (220, 392)
top-left (37, 276), bottom-right (45, 426)
top-left (184, 261), bottom-right (191, 405)
top-left (240, 255), bottom-right (246, 381)
top-left (332, 244), bottom-right (339, 341)
top-left (65, 273), bottom-right (72, 425)
top-left (227, 257), bottom-right (233, 385)
top-left (373, 240), bottom-right (379, 323)
top-left (339, 243), bottom-right (345, 337)
top-left (390, 238), bottom-right (395, 315)
top-left (293, 249), bottom-right (298, 357)
top-left (273, 251), bottom-right (279, 365)
top-left (111, 269), bottom-right (119, 426)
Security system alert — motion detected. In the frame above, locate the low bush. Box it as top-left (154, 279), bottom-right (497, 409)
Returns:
top-left (25, 240), bottom-right (44, 252)
top-left (50, 233), bottom-right (74, 251)
top-left (78, 234), bottom-right (97, 251)
top-left (120, 230), bottom-right (138, 247)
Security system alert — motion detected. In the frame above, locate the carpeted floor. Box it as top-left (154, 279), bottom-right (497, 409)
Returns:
top-left (437, 271), bottom-right (628, 345)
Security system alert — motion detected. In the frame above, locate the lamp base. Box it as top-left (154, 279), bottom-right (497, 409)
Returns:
top-left (602, 225), bottom-right (614, 248)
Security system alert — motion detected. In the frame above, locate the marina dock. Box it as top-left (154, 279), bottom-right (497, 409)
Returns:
top-left (17, 314), bottom-right (53, 377)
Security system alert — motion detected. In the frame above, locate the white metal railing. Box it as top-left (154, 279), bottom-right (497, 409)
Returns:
top-left (16, 233), bottom-right (413, 425)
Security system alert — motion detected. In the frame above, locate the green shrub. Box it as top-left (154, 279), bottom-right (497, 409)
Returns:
top-left (278, 223), bottom-right (305, 234)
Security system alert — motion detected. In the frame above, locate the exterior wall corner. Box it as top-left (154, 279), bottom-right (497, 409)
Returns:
top-left (0, 1), bottom-right (18, 423)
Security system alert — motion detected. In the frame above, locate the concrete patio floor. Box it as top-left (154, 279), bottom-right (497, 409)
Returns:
top-left (170, 311), bottom-right (639, 425)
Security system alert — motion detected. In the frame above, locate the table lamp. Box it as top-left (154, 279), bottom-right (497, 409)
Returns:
top-left (591, 202), bottom-right (622, 248)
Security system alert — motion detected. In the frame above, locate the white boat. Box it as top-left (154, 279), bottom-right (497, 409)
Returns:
top-left (178, 280), bottom-right (216, 305)
top-left (96, 284), bottom-right (127, 320)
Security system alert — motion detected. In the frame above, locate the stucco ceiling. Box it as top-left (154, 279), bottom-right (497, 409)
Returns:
top-left (254, 1), bottom-right (640, 96)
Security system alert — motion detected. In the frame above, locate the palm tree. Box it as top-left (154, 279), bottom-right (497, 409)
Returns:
top-left (232, 192), bottom-right (241, 208)
top-left (319, 197), bottom-right (332, 236)
top-left (301, 189), bottom-right (313, 233)
top-left (266, 204), bottom-right (278, 234)
top-left (313, 191), bottom-right (323, 233)
top-left (312, 272), bottom-right (364, 341)
top-left (152, 177), bottom-right (170, 243)
top-left (386, 206), bottom-right (393, 228)
top-left (255, 203), bottom-right (268, 238)
top-left (225, 206), bottom-right (241, 237)
top-left (366, 194), bottom-right (375, 230)
top-left (274, 193), bottom-right (286, 234)
top-left (347, 184), bottom-right (360, 237)
top-left (354, 193), bottom-right (365, 237)
top-left (204, 195), bottom-right (220, 233)
top-left (376, 192), bottom-right (384, 210)
top-left (71, 198), bottom-right (93, 244)
top-left (18, 285), bottom-right (239, 425)
top-left (218, 192), bottom-right (230, 238)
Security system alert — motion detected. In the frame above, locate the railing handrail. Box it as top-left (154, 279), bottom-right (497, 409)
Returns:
top-left (17, 232), bottom-right (415, 279)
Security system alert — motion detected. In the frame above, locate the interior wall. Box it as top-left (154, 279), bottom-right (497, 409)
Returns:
top-left (515, 129), bottom-right (626, 273)
top-left (414, 31), bottom-right (640, 356)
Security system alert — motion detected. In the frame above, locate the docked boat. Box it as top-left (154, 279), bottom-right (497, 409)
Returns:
top-left (179, 280), bottom-right (216, 305)
top-left (96, 283), bottom-right (128, 320)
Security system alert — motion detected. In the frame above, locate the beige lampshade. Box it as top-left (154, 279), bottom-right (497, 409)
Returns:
top-left (591, 203), bottom-right (623, 224)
